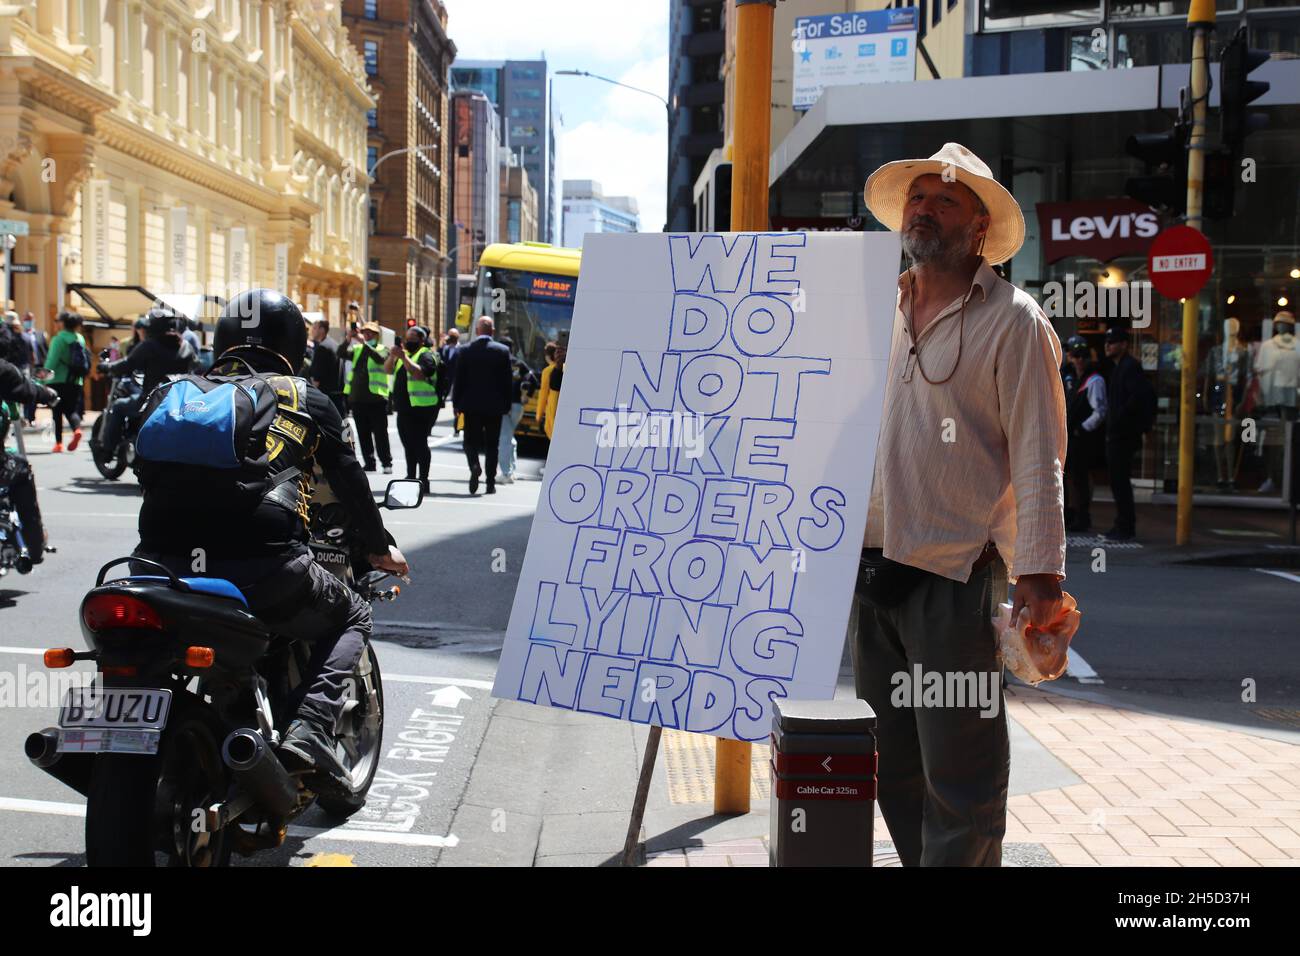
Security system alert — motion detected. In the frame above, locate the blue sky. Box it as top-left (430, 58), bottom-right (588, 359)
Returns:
top-left (442, 0), bottom-right (670, 234)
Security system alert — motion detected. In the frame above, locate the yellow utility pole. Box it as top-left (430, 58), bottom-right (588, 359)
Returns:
top-left (1177, 0), bottom-right (1216, 545)
top-left (714, 0), bottom-right (776, 815)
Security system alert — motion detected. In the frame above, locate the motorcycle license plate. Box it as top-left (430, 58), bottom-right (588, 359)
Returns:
top-left (58, 686), bottom-right (171, 731)
top-left (57, 728), bottom-right (161, 755)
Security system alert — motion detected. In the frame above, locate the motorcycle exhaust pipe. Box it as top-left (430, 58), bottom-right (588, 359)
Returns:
top-left (222, 729), bottom-right (297, 818)
top-left (24, 728), bottom-right (94, 797)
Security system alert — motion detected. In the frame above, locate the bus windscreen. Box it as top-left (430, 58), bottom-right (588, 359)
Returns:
top-left (472, 266), bottom-right (577, 373)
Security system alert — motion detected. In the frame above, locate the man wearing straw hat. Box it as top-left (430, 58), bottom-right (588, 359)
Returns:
top-left (855, 143), bottom-right (1068, 866)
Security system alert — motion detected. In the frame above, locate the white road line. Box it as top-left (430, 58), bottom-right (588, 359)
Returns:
top-left (1255, 568), bottom-right (1300, 585)
top-left (383, 674), bottom-right (493, 690)
top-left (374, 620), bottom-right (496, 633)
top-left (0, 647), bottom-right (494, 690)
top-left (1066, 649), bottom-right (1104, 684)
top-left (0, 797), bottom-right (459, 849)
top-left (42, 511), bottom-right (135, 519)
top-left (0, 797), bottom-right (85, 817)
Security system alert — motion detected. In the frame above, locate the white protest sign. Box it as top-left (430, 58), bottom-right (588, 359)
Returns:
top-left (491, 231), bottom-right (900, 741)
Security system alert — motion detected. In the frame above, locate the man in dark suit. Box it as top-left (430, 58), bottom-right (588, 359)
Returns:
top-left (308, 318), bottom-right (345, 415)
top-left (451, 316), bottom-right (512, 495)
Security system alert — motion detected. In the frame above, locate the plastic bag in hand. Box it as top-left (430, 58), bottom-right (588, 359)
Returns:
top-left (994, 592), bottom-right (1081, 685)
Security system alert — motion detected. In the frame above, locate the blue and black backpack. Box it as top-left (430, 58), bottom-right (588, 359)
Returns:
top-left (134, 361), bottom-right (315, 511)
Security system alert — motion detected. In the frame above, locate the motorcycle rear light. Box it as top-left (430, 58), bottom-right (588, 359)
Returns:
top-left (83, 594), bottom-right (164, 632)
top-left (101, 665), bottom-right (138, 677)
top-left (185, 646), bottom-right (215, 668)
top-left (44, 648), bottom-right (75, 669)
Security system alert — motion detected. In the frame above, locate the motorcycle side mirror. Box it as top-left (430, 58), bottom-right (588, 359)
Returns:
top-left (383, 479), bottom-right (423, 509)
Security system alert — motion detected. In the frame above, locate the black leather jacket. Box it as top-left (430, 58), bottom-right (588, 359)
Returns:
top-left (102, 336), bottom-right (198, 399)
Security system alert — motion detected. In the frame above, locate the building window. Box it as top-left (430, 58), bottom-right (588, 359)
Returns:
top-left (367, 108), bottom-right (378, 128)
top-left (980, 1), bottom-right (1102, 32)
top-left (367, 146), bottom-right (379, 171)
top-left (364, 0), bottom-right (377, 18)
top-left (364, 40), bottom-right (379, 75)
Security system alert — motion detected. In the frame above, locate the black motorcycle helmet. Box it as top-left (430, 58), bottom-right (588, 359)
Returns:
top-left (145, 304), bottom-right (185, 340)
top-left (213, 289), bottom-right (306, 374)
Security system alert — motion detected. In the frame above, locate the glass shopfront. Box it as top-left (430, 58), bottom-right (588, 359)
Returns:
top-left (1036, 244), bottom-right (1299, 504)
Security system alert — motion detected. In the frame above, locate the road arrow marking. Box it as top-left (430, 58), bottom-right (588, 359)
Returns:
top-left (427, 685), bottom-right (472, 708)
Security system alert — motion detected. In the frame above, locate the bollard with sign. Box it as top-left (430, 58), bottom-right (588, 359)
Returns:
top-left (769, 697), bottom-right (877, 867)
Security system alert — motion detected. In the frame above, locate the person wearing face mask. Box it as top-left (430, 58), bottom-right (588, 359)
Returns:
top-left (19, 313), bottom-right (47, 426)
top-left (343, 321), bottom-right (392, 473)
top-left (385, 324), bottom-right (440, 495)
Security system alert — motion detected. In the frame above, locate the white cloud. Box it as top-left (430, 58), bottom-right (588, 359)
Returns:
top-left (557, 56), bottom-right (668, 236)
top-left (561, 119), bottom-right (665, 235)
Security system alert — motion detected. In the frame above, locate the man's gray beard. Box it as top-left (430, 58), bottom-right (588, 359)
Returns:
top-left (903, 219), bottom-right (980, 269)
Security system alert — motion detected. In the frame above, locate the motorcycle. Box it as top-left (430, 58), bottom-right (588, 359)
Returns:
top-left (24, 477), bottom-right (424, 866)
top-left (89, 349), bottom-right (143, 480)
top-left (1, 399), bottom-right (54, 576)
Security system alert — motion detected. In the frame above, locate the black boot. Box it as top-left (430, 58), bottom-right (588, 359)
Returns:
top-left (278, 717), bottom-right (351, 795)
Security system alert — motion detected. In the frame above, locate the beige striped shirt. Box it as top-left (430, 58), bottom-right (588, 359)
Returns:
top-left (864, 258), bottom-right (1067, 583)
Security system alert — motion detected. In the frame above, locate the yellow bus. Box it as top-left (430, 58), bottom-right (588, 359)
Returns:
top-left (459, 241), bottom-right (581, 442)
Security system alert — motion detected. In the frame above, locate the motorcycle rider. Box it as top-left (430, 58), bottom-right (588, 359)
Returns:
top-left (0, 356), bottom-right (59, 563)
top-left (131, 289), bottom-right (410, 793)
top-left (96, 305), bottom-right (199, 451)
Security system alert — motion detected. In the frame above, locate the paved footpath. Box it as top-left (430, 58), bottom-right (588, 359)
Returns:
top-left (645, 685), bottom-right (1300, 867)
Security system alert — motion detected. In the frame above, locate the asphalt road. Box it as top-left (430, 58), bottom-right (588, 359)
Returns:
top-left (0, 415), bottom-right (539, 867)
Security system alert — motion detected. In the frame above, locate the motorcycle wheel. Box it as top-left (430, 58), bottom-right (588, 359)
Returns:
top-left (85, 716), bottom-right (233, 867)
top-left (316, 641), bottom-right (384, 817)
top-left (90, 416), bottom-right (128, 480)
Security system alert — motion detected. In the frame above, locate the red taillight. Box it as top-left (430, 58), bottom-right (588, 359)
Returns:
top-left (82, 593), bottom-right (164, 632)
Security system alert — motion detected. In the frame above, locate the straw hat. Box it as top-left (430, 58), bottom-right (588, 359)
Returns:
top-left (360, 321), bottom-right (381, 334)
top-left (863, 142), bottom-right (1025, 265)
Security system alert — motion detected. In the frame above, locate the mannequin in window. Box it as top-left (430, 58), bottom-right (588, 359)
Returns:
top-left (1201, 316), bottom-right (1248, 492)
top-left (1255, 310), bottom-right (1298, 494)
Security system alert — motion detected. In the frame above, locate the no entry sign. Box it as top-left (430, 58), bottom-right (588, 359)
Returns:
top-left (1147, 225), bottom-right (1214, 300)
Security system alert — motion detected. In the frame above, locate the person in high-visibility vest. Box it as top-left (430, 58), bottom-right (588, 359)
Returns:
top-left (385, 324), bottom-right (440, 495)
top-left (343, 321), bottom-right (391, 473)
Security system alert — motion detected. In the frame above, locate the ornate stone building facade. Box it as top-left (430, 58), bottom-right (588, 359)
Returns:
top-left (0, 1), bottom-right (372, 337)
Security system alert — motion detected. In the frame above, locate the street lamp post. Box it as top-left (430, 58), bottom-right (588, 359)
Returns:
top-left (555, 69), bottom-right (670, 116)
top-left (362, 144), bottom-right (446, 329)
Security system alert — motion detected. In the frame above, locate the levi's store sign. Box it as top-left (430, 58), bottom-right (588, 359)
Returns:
top-left (1036, 199), bottom-right (1160, 265)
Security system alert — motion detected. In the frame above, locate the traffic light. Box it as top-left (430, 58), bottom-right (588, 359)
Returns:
top-left (406, 318), bottom-right (417, 328)
top-left (1202, 146), bottom-right (1235, 220)
top-left (1125, 123), bottom-right (1187, 216)
top-left (1220, 24), bottom-right (1270, 155)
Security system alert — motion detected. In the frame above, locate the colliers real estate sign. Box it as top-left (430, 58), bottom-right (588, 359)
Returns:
top-left (793, 8), bottom-right (918, 111)
top-left (491, 231), bottom-right (897, 741)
